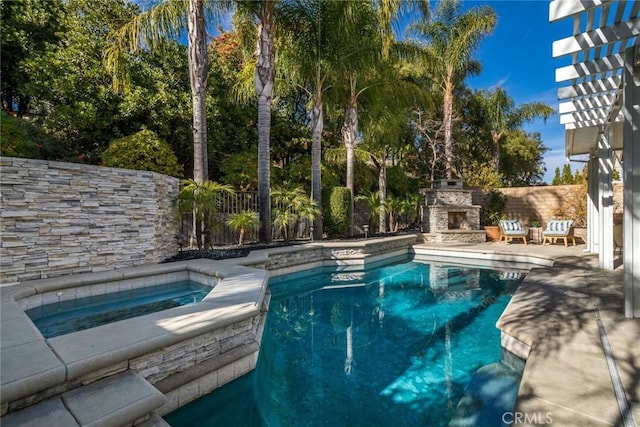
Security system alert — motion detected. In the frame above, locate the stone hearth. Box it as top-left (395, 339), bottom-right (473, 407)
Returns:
top-left (421, 180), bottom-right (486, 244)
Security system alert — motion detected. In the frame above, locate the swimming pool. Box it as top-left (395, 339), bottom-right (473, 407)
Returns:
top-left (26, 280), bottom-right (212, 338)
top-left (165, 260), bottom-right (524, 426)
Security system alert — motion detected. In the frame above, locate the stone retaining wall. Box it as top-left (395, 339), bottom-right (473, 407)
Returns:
top-left (265, 236), bottom-right (416, 272)
top-left (154, 298), bottom-right (268, 415)
top-left (0, 157), bottom-right (180, 284)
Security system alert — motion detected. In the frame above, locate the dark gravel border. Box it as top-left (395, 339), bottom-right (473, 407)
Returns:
top-left (161, 241), bottom-right (307, 263)
top-left (162, 229), bottom-right (419, 263)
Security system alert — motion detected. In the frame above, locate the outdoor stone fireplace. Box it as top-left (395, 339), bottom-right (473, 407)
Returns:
top-left (421, 180), bottom-right (486, 244)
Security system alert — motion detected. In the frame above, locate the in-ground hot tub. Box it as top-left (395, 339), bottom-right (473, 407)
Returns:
top-left (1, 259), bottom-right (269, 421)
top-left (26, 279), bottom-right (214, 338)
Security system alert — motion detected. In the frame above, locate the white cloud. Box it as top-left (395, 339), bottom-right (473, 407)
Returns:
top-left (488, 75), bottom-right (511, 90)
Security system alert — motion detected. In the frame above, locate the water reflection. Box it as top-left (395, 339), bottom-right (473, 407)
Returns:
top-left (255, 262), bottom-right (523, 426)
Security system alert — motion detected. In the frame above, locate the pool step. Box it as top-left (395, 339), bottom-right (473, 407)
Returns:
top-left (2, 370), bottom-right (165, 427)
top-left (137, 413), bottom-right (171, 427)
top-left (449, 362), bottom-right (522, 427)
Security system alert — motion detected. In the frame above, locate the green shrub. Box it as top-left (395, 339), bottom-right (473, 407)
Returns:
top-left (0, 112), bottom-right (43, 159)
top-left (324, 187), bottom-right (352, 238)
top-left (482, 189), bottom-right (507, 225)
top-left (101, 129), bottom-right (183, 177)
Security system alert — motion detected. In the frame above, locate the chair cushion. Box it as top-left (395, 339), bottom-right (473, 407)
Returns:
top-left (544, 220), bottom-right (574, 235)
top-left (500, 219), bottom-right (524, 232)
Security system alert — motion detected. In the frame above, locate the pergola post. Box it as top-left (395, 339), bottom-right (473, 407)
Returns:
top-left (623, 46), bottom-right (640, 318)
top-left (597, 130), bottom-right (614, 270)
top-left (586, 156), bottom-right (599, 254)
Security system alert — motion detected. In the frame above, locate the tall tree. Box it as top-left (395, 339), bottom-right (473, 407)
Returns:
top-left (233, 0), bottom-right (280, 243)
top-left (500, 130), bottom-right (549, 186)
top-left (360, 91), bottom-right (414, 233)
top-left (105, 0), bottom-right (231, 183)
top-left (481, 87), bottom-right (555, 171)
top-left (1, 0), bottom-right (66, 117)
top-left (23, 0), bottom-right (191, 162)
top-left (277, 0), bottom-right (346, 240)
top-left (412, 0), bottom-right (496, 179)
top-left (254, 0), bottom-right (278, 243)
top-left (334, 0), bottom-right (407, 235)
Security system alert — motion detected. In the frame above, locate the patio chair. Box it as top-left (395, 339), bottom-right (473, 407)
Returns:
top-left (498, 219), bottom-right (528, 244)
top-left (542, 219), bottom-right (576, 246)
top-left (614, 223), bottom-right (623, 255)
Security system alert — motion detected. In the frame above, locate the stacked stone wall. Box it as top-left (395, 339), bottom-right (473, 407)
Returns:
top-left (0, 157), bottom-right (180, 283)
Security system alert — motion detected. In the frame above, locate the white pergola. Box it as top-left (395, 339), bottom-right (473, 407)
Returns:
top-left (550, 0), bottom-right (640, 318)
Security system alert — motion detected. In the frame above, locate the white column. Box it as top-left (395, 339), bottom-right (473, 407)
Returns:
top-left (623, 47), bottom-right (640, 318)
top-left (586, 157), bottom-right (599, 253)
top-left (597, 129), bottom-right (614, 270)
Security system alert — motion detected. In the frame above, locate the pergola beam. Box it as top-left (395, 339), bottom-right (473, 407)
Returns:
top-left (552, 17), bottom-right (640, 58)
top-left (560, 109), bottom-right (609, 125)
top-left (549, 0), bottom-right (608, 22)
top-left (559, 94), bottom-right (615, 113)
top-left (555, 53), bottom-right (626, 81)
top-left (557, 76), bottom-right (621, 99)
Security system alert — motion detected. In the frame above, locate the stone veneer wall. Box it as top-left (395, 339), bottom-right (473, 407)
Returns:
top-left (0, 157), bottom-right (180, 283)
top-left (136, 303), bottom-right (268, 416)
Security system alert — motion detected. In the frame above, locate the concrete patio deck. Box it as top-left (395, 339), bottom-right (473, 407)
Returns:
top-left (414, 240), bottom-right (638, 426)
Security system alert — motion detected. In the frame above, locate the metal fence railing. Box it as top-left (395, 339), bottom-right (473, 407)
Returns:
top-left (178, 191), bottom-right (377, 247)
top-left (179, 192), bottom-right (259, 246)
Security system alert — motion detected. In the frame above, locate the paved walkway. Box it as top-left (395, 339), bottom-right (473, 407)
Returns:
top-left (415, 240), bottom-right (638, 426)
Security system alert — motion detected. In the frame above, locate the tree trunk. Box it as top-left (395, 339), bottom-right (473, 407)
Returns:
top-left (188, 0), bottom-right (208, 184)
top-left (378, 163), bottom-right (387, 233)
top-left (311, 93), bottom-right (323, 240)
top-left (491, 130), bottom-right (500, 171)
top-left (255, 2), bottom-right (276, 243)
top-left (341, 78), bottom-right (358, 236)
top-left (443, 74), bottom-right (455, 180)
top-left (187, 0), bottom-right (208, 249)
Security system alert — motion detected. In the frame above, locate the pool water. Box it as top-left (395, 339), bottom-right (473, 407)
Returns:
top-left (26, 281), bottom-right (212, 338)
top-left (166, 260), bottom-right (524, 426)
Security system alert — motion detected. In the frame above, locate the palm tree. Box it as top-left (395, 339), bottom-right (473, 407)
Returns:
top-left (176, 179), bottom-right (234, 249)
top-left (386, 196), bottom-right (403, 232)
top-left (227, 210), bottom-right (260, 245)
top-left (412, 0), bottom-right (496, 179)
top-left (278, 1), bottom-right (428, 239)
top-left (481, 87), bottom-right (555, 171)
top-left (360, 101), bottom-right (413, 233)
top-left (107, 0), bottom-right (279, 243)
top-left (271, 184), bottom-right (319, 240)
top-left (277, 0), bottom-right (345, 240)
top-left (104, 0), bottom-right (232, 184)
top-left (355, 191), bottom-right (382, 232)
top-left (405, 193), bottom-right (423, 227)
top-left (241, 0), bottom-right (279, 243)
top-left (333, 1), bottom-right (393, 236)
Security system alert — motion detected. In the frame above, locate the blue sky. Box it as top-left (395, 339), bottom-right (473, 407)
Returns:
top-left (461, 0), bottom-right (575, 183)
